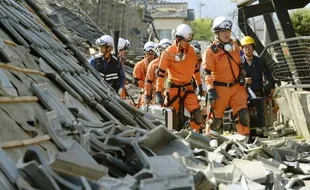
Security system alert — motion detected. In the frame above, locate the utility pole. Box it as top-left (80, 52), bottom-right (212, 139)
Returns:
top-left (198, 0), bottom-right (206, 18)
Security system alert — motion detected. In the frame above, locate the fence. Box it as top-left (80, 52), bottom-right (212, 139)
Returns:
top-left (260, 36), bottom-right (310, 88)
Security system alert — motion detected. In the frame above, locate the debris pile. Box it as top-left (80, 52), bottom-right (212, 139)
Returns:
top-left (0, 0), bottom-right (310, 189)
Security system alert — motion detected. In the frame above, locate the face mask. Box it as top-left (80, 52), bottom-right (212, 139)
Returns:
top-left (175, 53), bottom-right (186, 62)
top-left (217, 41), bottom-right (235, 52)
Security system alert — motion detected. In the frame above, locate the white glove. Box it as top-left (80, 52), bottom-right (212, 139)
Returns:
top-left (118, 88), bottom-right (123, 96)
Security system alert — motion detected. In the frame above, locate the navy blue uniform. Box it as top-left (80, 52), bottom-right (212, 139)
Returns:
top-left (242, 55), bottom-right (275, 96)
top-left (89, 54), bottom-right (125, 92)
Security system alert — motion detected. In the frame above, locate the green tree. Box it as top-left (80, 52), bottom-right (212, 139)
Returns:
top-left (290, 8), bottom-right (310, 36)
top-left (191, 18), bottom-right (214, 41)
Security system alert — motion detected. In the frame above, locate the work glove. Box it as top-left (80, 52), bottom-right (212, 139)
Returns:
top-left (133, 78), bottom-right (139, 87)
top-left (207, 88), bottom-right (218, 105)
top-left (145, 95), bottom-right (151, 105)
top-left (118, 88), bottom-right (123, 96)
top-left (196, 85), bottom-right (204, 96)
top-left (155, 91), bottom-right (164, 105)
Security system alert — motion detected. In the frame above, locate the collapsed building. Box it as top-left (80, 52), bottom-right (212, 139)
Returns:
top-left (0, 0), bottom-right (310, 189)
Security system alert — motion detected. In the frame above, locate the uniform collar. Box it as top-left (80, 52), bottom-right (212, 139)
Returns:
top-left (242, 55), bottom-right (258, 65)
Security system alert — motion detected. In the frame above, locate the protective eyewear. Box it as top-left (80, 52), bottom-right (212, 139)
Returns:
top-left (217, 21), bottom-right (233, 31)
top-left (96, 38), bottom-right (108, 46)
top-left (182, 34), bottom-right (194, 42)
top-left (144, 47), bottom-right (155, 52)
top-left (146, 51), bottom-right (155, 55)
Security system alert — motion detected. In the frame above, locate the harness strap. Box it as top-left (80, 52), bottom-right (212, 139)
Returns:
top-left (166, 81), bottom-right (194, 107)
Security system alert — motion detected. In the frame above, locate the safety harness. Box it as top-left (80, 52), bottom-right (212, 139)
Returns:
top-left (166, 80), bottom-right (194, 130)
top-left (213, 51), bottom-right (244, 88)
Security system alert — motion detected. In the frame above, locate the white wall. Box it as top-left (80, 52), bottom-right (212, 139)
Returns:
top-left (154, 18), bottom-right (185, 30)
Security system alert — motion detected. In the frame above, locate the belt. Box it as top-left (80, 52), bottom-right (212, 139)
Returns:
top-left (168, 81), bottom-right (192, 92)
top-left (214, 81), bottom-right (236, 88)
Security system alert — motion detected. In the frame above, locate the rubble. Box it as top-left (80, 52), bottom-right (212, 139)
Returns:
top-left (0, 0), bottom-right (310, 189)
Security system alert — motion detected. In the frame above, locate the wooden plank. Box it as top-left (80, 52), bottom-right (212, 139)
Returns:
top-left (0, 135), bottom-right (51, 148)
top-left (0, 96), bottom-right (38, 103)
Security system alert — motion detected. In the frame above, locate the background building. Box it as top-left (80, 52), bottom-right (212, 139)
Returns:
top-left (144, 2), bottom-right (195, 40)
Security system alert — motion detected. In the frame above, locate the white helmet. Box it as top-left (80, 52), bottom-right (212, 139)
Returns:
top-left (118, 38), bottom-right (130, 51)
top-left (158, 38), bottom-right (172, 49)
top-left (212, 16), bottom-right (233, 32)
top-left (96, 35), bottom-right (114, 47)
top-left (144, 41), bottom-right (156, 52)
top-left (175, 24), bottom-right (193, 42)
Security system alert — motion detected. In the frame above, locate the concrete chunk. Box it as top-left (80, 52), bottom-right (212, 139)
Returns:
top-left (232, 159), bottom-right (266, 183)
top-left (212, 164), bottom-right (243, 184)
top-left (140, 174), bottom-right (194, 190)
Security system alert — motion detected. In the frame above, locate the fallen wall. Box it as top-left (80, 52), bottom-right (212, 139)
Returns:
top-left (277, 88), bottom-right (310, 139)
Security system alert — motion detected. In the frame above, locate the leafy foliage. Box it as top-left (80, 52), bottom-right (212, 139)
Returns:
top-left (191, 18), bottom-right (214, 41)
top-left (290, 8), bottom-right (310, 36)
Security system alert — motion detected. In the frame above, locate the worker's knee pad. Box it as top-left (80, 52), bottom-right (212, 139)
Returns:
top-left (191, 108), bottom-right (203, 125)
top-left (210, 118), bottom-right (223, 131)
top-left (238, 108), bottom-right (250, 126)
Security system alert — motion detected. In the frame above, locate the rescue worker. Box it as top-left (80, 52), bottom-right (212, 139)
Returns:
top-left (191, 41), bottom-right (204, 96)
top-left (240, 36), bottom-right (275, 97)
top-left (118, 38), bottom-right (130, 97)
top-left (133, 41), bottom-right (156, 107)
top-left (90, 35), bottom-right (125, 95)
top-left (202, 16), bottom-right (250, 136)
top-left (156, 24), bottom-right (203, 132)
top-left (144, 39), bottom-right (172, 105)
top-left (118, 38), bottom-right (130, 67)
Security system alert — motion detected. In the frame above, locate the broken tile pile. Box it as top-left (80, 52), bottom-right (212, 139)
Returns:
top-left (0, 0), bottom-right (310, 189)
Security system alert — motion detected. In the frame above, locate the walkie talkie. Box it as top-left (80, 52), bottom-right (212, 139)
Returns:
top-left (208, 37), bottom-right (218, 53)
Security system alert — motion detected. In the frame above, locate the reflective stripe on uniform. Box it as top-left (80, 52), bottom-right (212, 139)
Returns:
top-left (106, 76), bottom-right (119, 80)
top-left (106, 73), bottom-right (118, 77)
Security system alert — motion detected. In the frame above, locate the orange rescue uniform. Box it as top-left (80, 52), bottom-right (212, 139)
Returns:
top-left (133, 58), bottom-right (149, 107)
top-left (202, 40), bottom-right (249, 135)
top-left (133, 58), bottom-right (149, 88)
top-left (144, 57), bottom-right (167, 105)
top-left (156, 42), bottom-right (202, 131)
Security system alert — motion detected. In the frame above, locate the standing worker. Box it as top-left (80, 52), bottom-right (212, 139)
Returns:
top-left (202, 17), bottom-right (250, 136)
top-left (89, 35), bottom-right (125, 95)
top-left (144, 39), bottom-right (172, 105)
top-left (156, 24), bottom-right (203, 132)
top-left (133, 41), bottom-right (156, 107)
top-left (241, 36), bottom-right (275, 97)
top-left (118, 38), bottom-right (130, 97)
top-left (191, 41), bottom-right (204, 96)
top-left (118, 38), bottom-right (130, 67)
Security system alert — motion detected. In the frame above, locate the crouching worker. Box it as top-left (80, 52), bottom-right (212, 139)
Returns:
top-left (155, 24), bottom-right (203, 132)
top-left (90, 35), bottom-right (125, 95)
